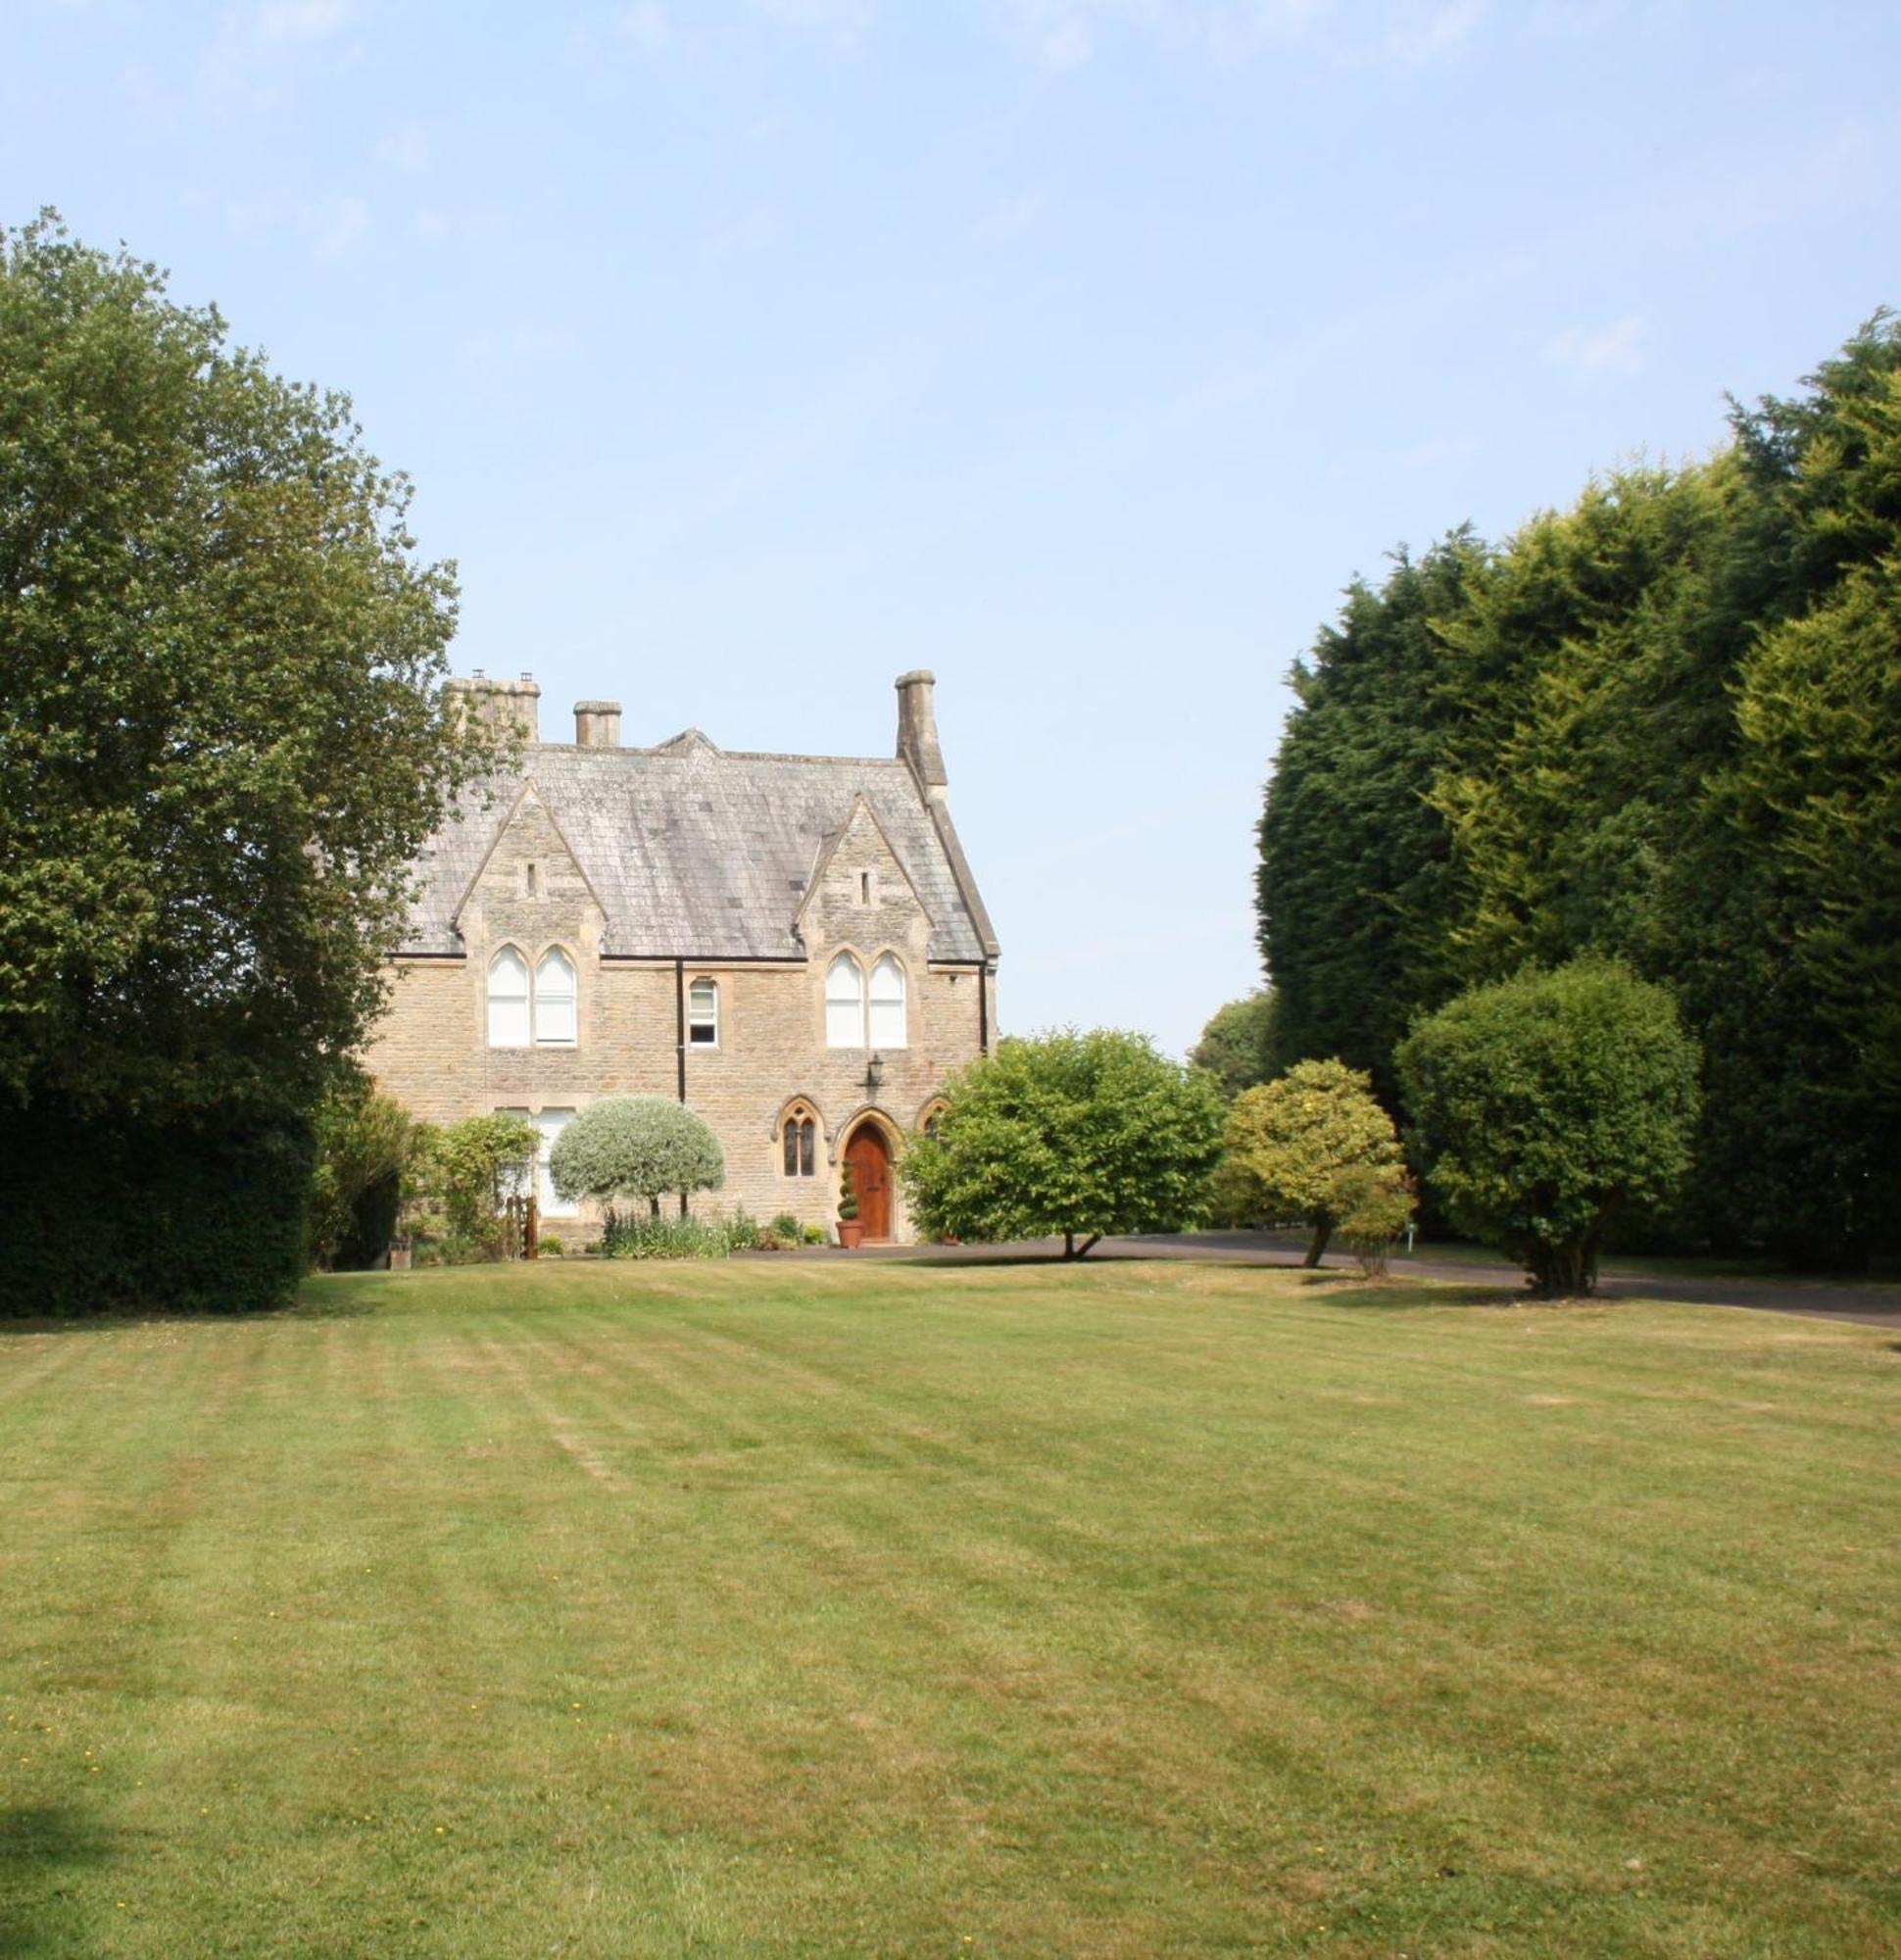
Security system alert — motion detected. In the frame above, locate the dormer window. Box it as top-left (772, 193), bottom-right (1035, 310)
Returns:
top-left (688, 977), bottom-right (719, 1046)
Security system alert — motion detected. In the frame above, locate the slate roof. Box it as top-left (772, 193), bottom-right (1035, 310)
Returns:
top-left (401, 730), bottom-right (998, 964)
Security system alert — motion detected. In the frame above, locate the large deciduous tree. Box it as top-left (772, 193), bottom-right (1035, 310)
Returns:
top-left (1396, 960), bottom-right (1701, 1298)
top-left (0, 213), bottom-right (499, 1121)
top-left (901, 1029), bottom-right (1225, 1257)
top-left (0, 214), bottom-right (499, 1312)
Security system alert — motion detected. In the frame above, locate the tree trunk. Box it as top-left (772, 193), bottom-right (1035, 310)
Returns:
top-left (1303, 1217), bottom-right (1333, 1267)
top-left (1528, 1236), bottom-right (1593, 1298)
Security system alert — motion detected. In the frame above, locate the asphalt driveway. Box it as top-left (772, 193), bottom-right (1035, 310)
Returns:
top-left (861, 1229), bottom-right (1901, 1329)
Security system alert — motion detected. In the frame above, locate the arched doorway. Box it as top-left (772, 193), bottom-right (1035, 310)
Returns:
top-left (843, 1122), bottom-right (894, 1244)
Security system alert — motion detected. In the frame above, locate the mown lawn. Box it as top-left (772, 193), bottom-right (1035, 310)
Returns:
top-left (3, 1259), bottom-right (1899, 1958)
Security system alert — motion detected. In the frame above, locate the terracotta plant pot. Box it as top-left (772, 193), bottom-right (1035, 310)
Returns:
top-left (836, 1220), bottom-right (864, 1250)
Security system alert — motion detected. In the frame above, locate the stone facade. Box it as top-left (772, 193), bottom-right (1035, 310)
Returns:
top-left (365, 672), bottom-right (998, 1243)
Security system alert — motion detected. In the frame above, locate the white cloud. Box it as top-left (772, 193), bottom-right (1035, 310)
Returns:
top-left (1544, 314), bottom-right (1647, 377)
top-left (314, 195), bottom-right (369, 261)
top-left (256, 0), bottom-right (347, 41)
top-left (615, 2), bottom-right (671, 51)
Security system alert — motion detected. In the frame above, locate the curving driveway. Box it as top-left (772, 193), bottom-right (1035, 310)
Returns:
top-left (866, 1228), bottom-right (1901, 1329)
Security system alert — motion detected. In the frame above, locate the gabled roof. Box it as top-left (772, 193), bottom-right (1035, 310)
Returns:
top-left (794, 793), bottom-right (936, 939)
top-left (402, 738), bottom-right (995, 963)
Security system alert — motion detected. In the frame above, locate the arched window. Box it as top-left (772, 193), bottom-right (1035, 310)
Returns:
top-left (781, 1102), bottom-right (818, 1178)
top-left (487, 947), bottom-right (530, 1048)
top-left (535, 948), bottom-right (576, 1047)
top-left (825, 954), bottom-right (864, 1049)
top-left (868, 955), bottom-right (907, 1050)
top-left (688, 977), bottom-right (718, 1046)
top-left (919, 1098), bottom-right (948, 1140)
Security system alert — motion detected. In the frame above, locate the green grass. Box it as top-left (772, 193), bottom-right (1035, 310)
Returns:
top-left (4, 1260), bottom-right (1900, 1957)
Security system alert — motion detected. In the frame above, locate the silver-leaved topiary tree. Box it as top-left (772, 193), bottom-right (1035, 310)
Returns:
top-left (549, 1099), bottom-right (725, 1219)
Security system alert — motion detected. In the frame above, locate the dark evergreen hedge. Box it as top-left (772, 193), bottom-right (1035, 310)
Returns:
top-left (0, 1101), bottom-right (314, 1317)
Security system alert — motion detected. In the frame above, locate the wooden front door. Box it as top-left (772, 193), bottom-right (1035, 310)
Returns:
top-left (845, 1125), bottom-right (893, 1243)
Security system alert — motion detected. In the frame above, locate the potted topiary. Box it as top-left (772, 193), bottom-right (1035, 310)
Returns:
top-left (836, 1161), bottom-right (863, 1250)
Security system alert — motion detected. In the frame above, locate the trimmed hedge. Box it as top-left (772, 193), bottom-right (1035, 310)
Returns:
top-left (0, 1099), bottom-right (314, 1317)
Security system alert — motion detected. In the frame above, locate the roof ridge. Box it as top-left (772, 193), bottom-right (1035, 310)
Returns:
top-left (525, 742), bottom-right (909, 768)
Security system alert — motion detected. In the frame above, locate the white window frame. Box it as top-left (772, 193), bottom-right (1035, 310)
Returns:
top-left (535, 1108), bottom-right (577, 1216)
top-left (868, 954), bottom-right (907, 1051)
top-left (487, 948), bottom-right (531, 1049)
top-left (825, 953), bottom-right (865, 1050)
top-left (688, 977), bottom-right (719, 1048)
top-left (534, 947), bottom-right (577, 1048)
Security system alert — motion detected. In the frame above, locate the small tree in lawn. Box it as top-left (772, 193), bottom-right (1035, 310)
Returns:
top-left (1396, 958), bottom-right (1701, 1298)
top-left (900, 1029), bottom-right (1225, 1258)
top-left (549, 1098), bottom-right (725, 1219)
top-left (1215, 1058), bottom-right (1408, 1266)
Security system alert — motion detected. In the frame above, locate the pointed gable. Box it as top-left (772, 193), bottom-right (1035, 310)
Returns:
top-left (400, 744), bottom-right (992, 962)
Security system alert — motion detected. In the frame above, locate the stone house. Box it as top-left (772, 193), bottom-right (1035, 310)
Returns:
top-left (366, 670), bottom-right (999, 1243)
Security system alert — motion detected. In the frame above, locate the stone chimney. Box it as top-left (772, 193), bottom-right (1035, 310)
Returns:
top-left (447, 669), bottom-right (540, 744)
top-left (574, 701), bottom-right (622, 748)
top-left (895, 669), bottom-right (947, 789)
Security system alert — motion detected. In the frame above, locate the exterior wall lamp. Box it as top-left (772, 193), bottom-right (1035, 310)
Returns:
top-left (864, 1052), bottom-right (886, 1094)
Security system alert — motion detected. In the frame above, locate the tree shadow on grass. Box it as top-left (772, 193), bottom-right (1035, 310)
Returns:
top-left (0, 1804), bottom-right (112, 1958)
top-left (1314, 1280), bottom-right (1528, 1312)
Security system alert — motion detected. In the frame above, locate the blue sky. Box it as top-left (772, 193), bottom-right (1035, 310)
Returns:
top-left (9, 0), bottom-right (1897, 1054)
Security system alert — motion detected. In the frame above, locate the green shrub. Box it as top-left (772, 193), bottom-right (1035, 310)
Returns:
top-left (770, 1211), bottom-right (803, 1242)
top-left (1397, 958), bottom-right (1701, 1297)
top-left (599, 1211), bottom-right (731, 1261)
top-left (803, 1223), bottom-right (828, 1246)
top-left (837, 1161), bottom-right (860, 1222)
top-left (1335, 1166), bottom-right (1418, 1278)
top-left (405, 1114), bottom-right (536, 1257)
top-left (0, 1097), bottom-right (314, 1316)
top-left (728, 1210), bottom-right (762, 1250)
top-left (538, 1235), bottom-right (564, 1257)
top-left (309, 1074), bottom-right (419, 1270)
